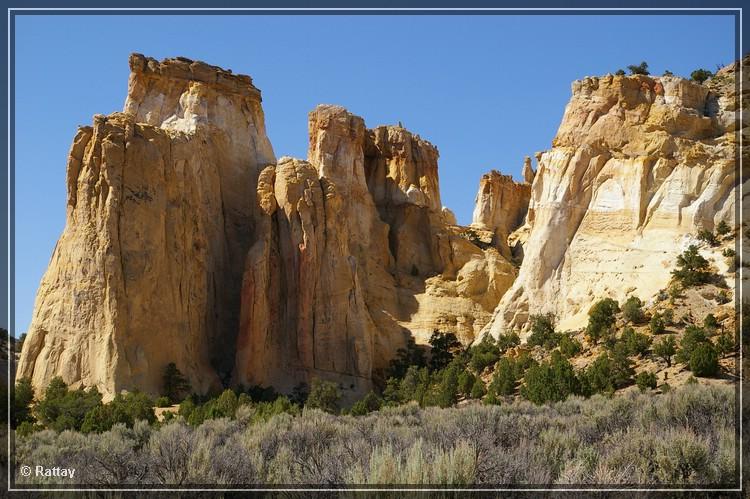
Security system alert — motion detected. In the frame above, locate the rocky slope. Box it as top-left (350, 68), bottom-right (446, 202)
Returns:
top-left (482, 60), bottom-right (744, 338)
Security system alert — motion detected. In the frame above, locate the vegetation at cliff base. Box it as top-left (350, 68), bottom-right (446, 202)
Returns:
top-left (13, 384), bottom-right (736, 486)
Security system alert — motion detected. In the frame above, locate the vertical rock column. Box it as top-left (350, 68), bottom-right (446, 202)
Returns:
top-left (17, 54), bottom-right (276, 398)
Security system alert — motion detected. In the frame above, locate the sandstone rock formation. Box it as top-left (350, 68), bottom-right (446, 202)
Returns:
top-left (20, 52), bottom-right (740, 401)
top-left (483, 63), bottom-right (744, 338)
top-left (522, 156), bottom-right (536, 184)
top-left (233, 106), bottom-right (394, 397)
top-left (17, 54), bottom-right (275, 397)
top-left (471, 168), bottom-right (531, 259)
top-left (233, 105), bottom-right (518, 398)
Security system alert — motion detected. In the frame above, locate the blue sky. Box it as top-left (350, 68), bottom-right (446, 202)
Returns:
top-left (12, 14), bottom-right (735, 335)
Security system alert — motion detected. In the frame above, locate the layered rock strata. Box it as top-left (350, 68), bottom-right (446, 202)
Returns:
top-left (483, 63), bottom-right (744, 338)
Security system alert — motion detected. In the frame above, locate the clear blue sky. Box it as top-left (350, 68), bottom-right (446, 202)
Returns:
top-left (12, 14), bottom-right (735, 335)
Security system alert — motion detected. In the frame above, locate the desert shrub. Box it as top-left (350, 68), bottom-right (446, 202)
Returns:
top-left (13, 383), bottom-right (736, 486)
top-left (585, 344), bottom-right (634, 394)
top-left (663, 69), bottom-right (674, 76)
top-left (722, 248), bottom-right (737, 270)
top-left (242, 396), bottom-right (300, 425)
top-left (653, 335), bottom-right (677, 367)
top-left (558, 334), bottom-right (582, 358)
top-left (615, 69), bottom-right (626, 76)
top-left (187, 422), bottom-right (257, 485)
top-left (636, 371), bottom-right (657, 392)
top-left (470, 378), bottom-right (487, 399)
top-left (496, 331), bottom-right (521, 352)
top-left (84, 423), bottom-right (150, 484)
top-left (13, 377), bottom-right (35, 428)
top-left (627, 61), bottom-right (649, 75)
top-left (689, 343), bottom-right (720, 377)
top-left (622, 296), bottom-right (645, 324)
top-left (716, 290), bottom-right (731, 305)
top-left (388, 336), bottom-right (427, 379)
top-left (672, 245), bottom-right (711, 287)
top-left (527, 312), bottom-right (561, 349)
top-left (424, 361), bottom-right (462, 408)
top-left (350, 391), bottom-right (383, 416)
top-left (690, 68), bottom-right (713, 83)
top-left (668, 282), bottom-right (683, 303)
top-left (661, 309), bottom-right (674, 325)
top-left (676, 326), bottom-right (710, 364)
top-left (521, 351), bottom-right (581, 404)
top-left (715, 220), bottom-right (730, 236)
top-left (155, 396), bottom-right (171, 408)
top-left (621, 327), bottom-right (652, 356)
top-left (468, 336), bottom-right (500, 373)
top-left (305, 378), bottom-right (341, 414)
top-left (428, 331), bottom-right (461, 372)
top-left (653, 428), bottom-right (712, 483)
top-left (162, 363), bottom-right (191, 404)
top-left (35, 376), bottom-right (103, 432)
top-left (703, 313), bottom-right (719, 331)
top-left (650, 313), bottom-right (666, 334)
top-left (148, 420), bottom-right (194, 485)
top-left (586, 298), bottom-right (620, 345)
top-left (716, 333), bottom-right (734, 355)
top-left (457, 370), bottom-right (476, 397)
top-left (489, 357), bottom-right (519, 397)
top-left (697, 229), bottom-right (719, 246)
top-left (81, 391), bottom-right (155, 433)
top-left (387, 366), bottom-right (431, 406)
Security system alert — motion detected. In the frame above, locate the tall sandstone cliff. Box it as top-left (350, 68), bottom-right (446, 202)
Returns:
top-left (233, 105), bottom-right (518, 398)
top-left (19, 53), bottom-right (741, 399)
top-left (17, 54), bottom-right (275, 396)
top-left (483, 59), bottom-right (745, 338)
top-left (18, 56), bottom-right (519, 399)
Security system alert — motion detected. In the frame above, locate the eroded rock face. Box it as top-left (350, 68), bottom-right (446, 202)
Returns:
top-left (362, 122), bottom-right (518, 345)
top-left (471, 169), bottom-right (531, 259)
top-left (522, 156), bottom-right (536, 184)
top-left (30, 52), bottom-right (737, 399)
top-left (17, 55), bottom-right (275, 398)
top-left (234, 107), bottom-right (397, 398)
top-left (483, 63), bottom-right (744, 338)
top-left (234, 107), bottom-right (519, 396)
